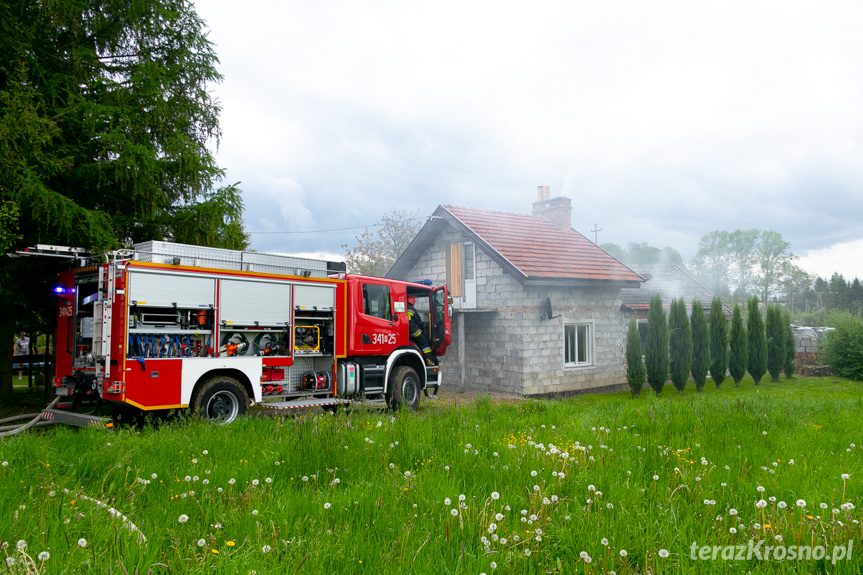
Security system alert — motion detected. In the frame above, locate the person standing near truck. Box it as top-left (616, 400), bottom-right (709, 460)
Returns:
top-left (13, 331), bottom-right (29, 380)
top-left (406, 296), bottom-right (436, 365)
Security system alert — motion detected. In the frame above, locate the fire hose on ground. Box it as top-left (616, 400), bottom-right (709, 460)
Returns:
top-left (0, 396), bottom-right (62, 436)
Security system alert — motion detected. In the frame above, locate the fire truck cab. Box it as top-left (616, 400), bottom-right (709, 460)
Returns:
top-left (53, 241), bottom-right (451, 423)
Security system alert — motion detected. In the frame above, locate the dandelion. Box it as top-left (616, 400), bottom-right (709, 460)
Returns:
top-left (533, 485), bottom-right (540, 492)
top-left (262, 545), bottom-right (272, 553)
top-left (77, 538), bottom-right (87, 548)
top-left (185, 475), bottom-right (191, 482)
top-left (620, 549), bottom-right (628, 558)
top-left (729, 508), bottom-right (738, 516)
top-left (252, 509), bottom-right (259, 515)
top-left (450, 509), bottom-right (458, 517)
top-left (178, 514), bottom-right (189, 523)
top-left (658, 549), bottom-right (669, 558)
top-left (757, 486), bottom-right (765, 492)
top-left (796, 499), bottom-right (806, 508)
top-left (778, 501), bottom-right (787, 509)
top-left (601, 538), bottom-right (609, 546)
top-left (524, 549), bottom-right (531, 556)
top-left (842, 473), bottom-right (850, 480)
top-left (580, 551), bottom-right (589, 559)
top-left (459, 494), bottom-right (466, 501)
top-left (5, 558), bottom-right (14, 567)
top-left (226, 541), bottom-right (235, 547)
top-left (491, 491), bottom-right (500, 500)
top-left (324, 502), bottom-right (331, 509)
top-left (756, 500), bottom-right (767, 509)
top-left (266, 477), bottom-right (273, 484)
top-left (495, 513), bottom-right (504, 521)
top-left (16, 540), bottom-right (27, 550)
top-left (531, 470), bottom-right (538, 477)
top-left (197, 539), bottom-right (206, 547)
top-left (38, 551), bottom-right (50, 561)
top-left (302, 476), bottom-right (309, 482)
top-left (653, 475), bottom-right (659, 481)
top-left (588, 484), bottom-right (596, 491)
top-left (490, 561), bottom-right (497, 569)
top-left (228, 478), bottom-right (236, 485)
top-left (821, 502), bottom-right (828, 509)
top-left (444, 497), bottom-right (451, 506)
top-left (252, 479), bottom-right (260, 486)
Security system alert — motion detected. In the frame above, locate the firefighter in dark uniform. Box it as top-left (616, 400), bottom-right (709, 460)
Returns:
top-left (407, 296), bottom-right (436, 365)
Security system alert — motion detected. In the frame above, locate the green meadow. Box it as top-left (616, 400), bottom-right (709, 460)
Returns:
top-left (1, 377), bottom-right (861, 574)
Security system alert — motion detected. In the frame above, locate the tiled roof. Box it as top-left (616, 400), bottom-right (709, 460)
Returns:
top-left (441, 205), bottom-right (643, 283)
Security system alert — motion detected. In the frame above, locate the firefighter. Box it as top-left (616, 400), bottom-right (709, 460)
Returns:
top-left (406, 296), bottom-right (436, 365)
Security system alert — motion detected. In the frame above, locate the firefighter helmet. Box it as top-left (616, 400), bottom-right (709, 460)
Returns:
top-left (407, 296), bottom-right (415, 306)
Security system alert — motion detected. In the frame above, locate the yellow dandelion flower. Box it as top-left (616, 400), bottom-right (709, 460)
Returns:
top-left (211, 549), bottom-right (219, 554)
top-left (226, 541), bottom-right (235, 547)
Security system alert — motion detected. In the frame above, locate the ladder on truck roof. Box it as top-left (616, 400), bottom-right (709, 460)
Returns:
top-left (131, 240), bottom-right (346, 278)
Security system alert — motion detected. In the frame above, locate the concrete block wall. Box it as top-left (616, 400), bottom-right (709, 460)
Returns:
top-left (521, 285), bottom-right (627, 395)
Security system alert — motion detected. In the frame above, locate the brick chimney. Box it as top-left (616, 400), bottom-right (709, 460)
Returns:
top-left (532, 186), bottom-right (572, 230)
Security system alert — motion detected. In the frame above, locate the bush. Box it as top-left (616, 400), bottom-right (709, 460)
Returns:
top-left (820, 312), bottom-right (863, 380)
top-left (728, 304), bottom-right (748, 386)
top-left (625, 316), bottom-right (646, 397)
top-left (747, 297), bottom-right (767, 385)
top-left (765, 304), bottom-right (786, 382)
top-left (783, 309), bottom-right (795, 379)
top-left (690, 299), bottom-right (710, 391)
top-left (645, 293), bottom-right (669, 396)
top-left (669, 298), bottom-right (692, 394)
top-left (709, 297), bottom-right (727, 388)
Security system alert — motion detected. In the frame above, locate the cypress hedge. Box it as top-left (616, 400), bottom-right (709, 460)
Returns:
top-left (709, 297), bottom-right (727, 388)
top-left (747, 297), bottom-right (767, 385)
top-left (728, 304), bottom-right (748, 386)
top-left (645, 293), bottom-right (669, 396)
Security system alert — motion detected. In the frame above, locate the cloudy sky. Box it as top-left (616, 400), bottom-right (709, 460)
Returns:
top-left (194, 0), bottom-right (863, 280)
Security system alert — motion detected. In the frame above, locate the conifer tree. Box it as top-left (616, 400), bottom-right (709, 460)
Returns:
top-left (709, 297), bottom-right (728, 388)
top-left (669, 298), bottom-right (693, 394)
top-left (690, 299), bottom-right (710, 391)
top-left (765, 304), bottom-right (786, 381)
top-left (625, 316), bottom-right (647, 397)
top-left (783, 309), bottom-right (796, 379)
top-left (728, 304), bottom-right (748, 386)
top-left (747, 297), bottom-right (767, 385)
top-left (645, 293), bottom-right (669, 396)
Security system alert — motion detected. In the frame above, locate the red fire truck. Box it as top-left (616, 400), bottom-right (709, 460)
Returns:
top-left (51, 241), bottom-right (451, 423)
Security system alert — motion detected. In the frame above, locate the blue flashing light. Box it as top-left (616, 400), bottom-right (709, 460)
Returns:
top-left (52, 286), bottom-right (74, 295)
top-left (412, 279), bottom-right (433, 286)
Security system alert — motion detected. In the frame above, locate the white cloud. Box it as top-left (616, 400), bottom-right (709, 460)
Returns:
top-left (798, 240), bottom-right (863, 280)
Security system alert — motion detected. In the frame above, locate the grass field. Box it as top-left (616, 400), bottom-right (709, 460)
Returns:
top-left (1, 376), bottom-right (861, 574)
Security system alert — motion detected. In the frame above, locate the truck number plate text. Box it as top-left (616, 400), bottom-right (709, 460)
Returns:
top-left (372, 333), bottom-right (396, 345)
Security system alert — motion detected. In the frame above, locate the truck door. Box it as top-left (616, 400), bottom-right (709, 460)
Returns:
top-left (355, 281), bottom-right (400, 355)
top-left (431, 285), bottom-right (451, 356)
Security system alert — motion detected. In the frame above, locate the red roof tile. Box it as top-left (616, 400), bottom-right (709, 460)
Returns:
top-left (442, 205), bottom-right (642, 283)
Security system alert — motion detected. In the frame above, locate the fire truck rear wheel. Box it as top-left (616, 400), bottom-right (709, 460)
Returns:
top-left (193, 376), bottom-right (249, 424)
top-left (387, 366), bottom-right (420, 411)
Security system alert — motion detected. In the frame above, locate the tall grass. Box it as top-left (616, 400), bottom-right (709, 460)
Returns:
top-left (1, 377), bottom-right (861, 574)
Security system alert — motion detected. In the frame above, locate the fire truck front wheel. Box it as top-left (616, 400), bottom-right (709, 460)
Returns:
top-left (387, 366), bottom-right (421, 411)
top-left (193, 376), bottom-right (249, 424)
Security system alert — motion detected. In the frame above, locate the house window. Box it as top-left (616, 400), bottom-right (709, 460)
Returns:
top-left (362, 284), bottom-right (392, 320)
top-left (564, 323), bottom-right (592, 366)
top-left (637, 319), bottom-right (648, 352)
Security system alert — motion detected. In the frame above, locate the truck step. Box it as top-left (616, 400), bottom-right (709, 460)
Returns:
top-left (40, 409), bottom-right (114, 429)
top-left (260, 398), bottom-right (352, 411)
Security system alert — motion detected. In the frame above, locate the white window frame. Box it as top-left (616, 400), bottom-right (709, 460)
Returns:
top-left (564, 321), bottom-right (594, 367)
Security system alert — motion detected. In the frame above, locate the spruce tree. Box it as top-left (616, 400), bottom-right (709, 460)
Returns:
top-left (728, 304), bottom-right (748, 386)
top-left (708, 297), bottom-right (728, 388)
top-left (625, 316), bottom-right (647, 397)
top-left (669, 298), bottom-right (693, 394)
top-left (645, 293), bottom-right (669, 396)
top-left (690, 299), bottom-right (710, 391)
top-left (747, 297), bottom-right (767, 385)
top-left (783, 309), bottom-right (796, 379)
top-left (765, 304), bottom-right (786, 381)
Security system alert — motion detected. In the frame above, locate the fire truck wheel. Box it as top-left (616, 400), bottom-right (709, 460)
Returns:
top-left (193, 377), bottom-right (249, 424)
top-left (387, 366), bottom-right (421, 411)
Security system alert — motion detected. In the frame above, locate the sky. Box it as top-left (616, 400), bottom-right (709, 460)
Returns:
top-left (194, 0), bottom-right (863, 280)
